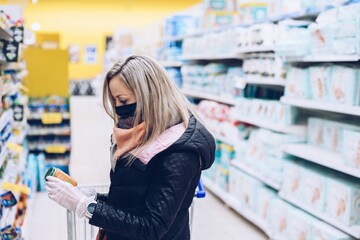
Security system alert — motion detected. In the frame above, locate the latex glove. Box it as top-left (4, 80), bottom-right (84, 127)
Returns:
top-left (78, 187), bottom-right (97, 198)
top-left (46, 176), bottom-right (87, 213)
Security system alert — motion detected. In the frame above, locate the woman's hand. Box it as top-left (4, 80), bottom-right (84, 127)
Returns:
top-left (46, 176), bottom-right (90, 217)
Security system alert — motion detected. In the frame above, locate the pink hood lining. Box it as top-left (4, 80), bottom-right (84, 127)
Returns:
top-left (135, 122), bottom-right (186, 165)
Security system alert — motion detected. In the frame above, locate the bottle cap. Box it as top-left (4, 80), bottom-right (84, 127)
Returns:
top-left (44, 167), bottom-right (56, 181)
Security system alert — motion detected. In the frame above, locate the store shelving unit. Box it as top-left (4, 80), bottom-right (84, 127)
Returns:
top-left (182, 89), bottom-right (237, 106)
top-left (182, 54), bottom-right (243, 61)
top-left (161, 61), bottom-right (183, 68)
top-left (27, 101), bottom-right (72, 174)
top-left (245, 78), bottom-right (285, 87)
top-left (279, 191), bottom-right (360, 238)
top-left (286, 54), bottom-right (360, 63)
top-left (237, 46), bottom-right (274, 54)
top-left (161, 1), bottom-right (360, 239)
top-left (202, 176), bottom-right (273, 237)
top-left (281, 97), bottom-right (360, 116)
top-left (231, 161), bottom-right (281, 190)
top-left (282, 143), bottom-right (360, 178)
top-left (234, 114), bottom-right (307, 137)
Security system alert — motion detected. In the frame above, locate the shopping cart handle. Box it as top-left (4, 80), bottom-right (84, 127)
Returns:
top-left (195, 179), bottom-right (206, 198)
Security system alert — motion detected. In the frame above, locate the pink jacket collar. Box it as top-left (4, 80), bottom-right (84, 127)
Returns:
top-left (135, 122), bottom-right (186, 165)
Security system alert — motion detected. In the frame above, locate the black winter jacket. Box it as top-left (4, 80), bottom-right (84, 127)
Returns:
top-left (89, 116), bottom-right (215, 240)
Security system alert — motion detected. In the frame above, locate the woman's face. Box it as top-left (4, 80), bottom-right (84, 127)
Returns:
top-left (109, 77), bottom-right (136, 106)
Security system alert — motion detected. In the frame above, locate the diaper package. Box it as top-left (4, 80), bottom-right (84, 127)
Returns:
top-left (329, 66), bottom-right (360, 106)
top-left (285, 67), bottom-right (310, 99)
top-left (311, 220), bottom-right (355, 240)
top-left (269, 198), bottom-right (290, 237)
top-left (301, 166), bottom-right (327, 212)
top-left (282, 159), bottom-right (302, 198)
top-left (286, 208), bottom-right (313, 240)
top-left (325, 175), bottom-right (360, 226)
top-left (229, 166), bottom-right (245, 204)
top-left (309, 23), bottom-right (333, 54)
top-left (241, 173), bottom-right (263, 212)
top-left (323, 120), bottom-right (342, 153)
top-left (342, 130), bottom-right (360, 169)
top-left (309, 66), bottom-right (331, 101)
top-left (308, 118), bottom-right (324, 148)
top-left (256, 186), bottom-right (277, 222)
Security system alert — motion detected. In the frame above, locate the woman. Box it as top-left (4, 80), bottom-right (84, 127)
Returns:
top-left (46, 55), bottom-right (216, 240)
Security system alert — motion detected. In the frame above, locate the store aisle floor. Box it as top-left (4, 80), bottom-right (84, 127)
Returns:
top-left (28, 96), bottom-right (267, 240)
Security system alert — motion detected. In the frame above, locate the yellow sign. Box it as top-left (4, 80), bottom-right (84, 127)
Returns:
top-left (6, 142), bottom-right (23, 153)
top-left (45, 145), bottom-right (67, 154)
top-left (41, 113), bottom-right (62, 124)
top-left (2, 182), bottom-right (31, 195)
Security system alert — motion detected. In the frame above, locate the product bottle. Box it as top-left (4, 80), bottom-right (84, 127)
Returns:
top-left (45, 167), bottom-right (77, 186)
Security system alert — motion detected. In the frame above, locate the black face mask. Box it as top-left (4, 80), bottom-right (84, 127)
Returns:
top-left (115, 103), bottom-right (137, 129)
top-left (115, 103), bottom-right (136, 118)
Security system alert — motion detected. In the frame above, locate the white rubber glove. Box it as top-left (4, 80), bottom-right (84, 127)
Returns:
top-left (46, 176), bottom-right (88, 214)
top-left (78, 187), bottom-right (97, 198)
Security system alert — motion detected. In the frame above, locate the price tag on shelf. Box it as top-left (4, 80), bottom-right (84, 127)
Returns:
top-left (45, 145), bottom-right (67, 154)
top-left (6, 142), bottom-right (23, 153)
top-left (2, 182), bottom-right (31, 195)
top-left (41, 113), bottom-right (62, 124)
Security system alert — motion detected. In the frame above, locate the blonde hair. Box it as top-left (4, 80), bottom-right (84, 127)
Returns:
top-left (103, 55), bottom-right (196, 159)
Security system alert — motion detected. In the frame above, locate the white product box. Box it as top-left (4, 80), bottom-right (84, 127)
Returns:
top-left (286, 208), bottom-right (313, 240)
top-left (325, 176), bottom-right (360, 226)
top-left (285, 67), bottom-right (311, 99)
top-left (309, 66), bottom-right (331, 101)
top-left (329, 66), bottom-right (360, 106)
top-left (323, 120), bottom-right (343, 153)
top-left (241, 174), bottom-right (263, 212)
top-left (269, 198), bottom-right (290, 237)
top-left (308, 118), bottom-right (324, 148)
top-left (301, 166), bottom-right (327, 212)
top-left (282, 159), bottom-right (302, 198)
top-left (311, 220), bottom-right (355, 240)
top-left (342, 130), bottom-right (360, 169)
top-left (256, 187), bottom-right (277, 222)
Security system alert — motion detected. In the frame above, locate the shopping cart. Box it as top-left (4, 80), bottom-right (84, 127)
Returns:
top-left (67, 180), bottom-right (206, 240)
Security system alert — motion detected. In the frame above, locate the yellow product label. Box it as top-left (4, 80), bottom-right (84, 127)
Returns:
top-left (6, 142), bottom-right (23, 153)
top-left (219, 167), bottom-right (230, 175)
top-left (41, 113), bottom-right (62, 124)
top-left (13, 129), bottom-right (20, 136)
top-left (238, 2), bottom-right (268, 8)
top-left (2, 182), bottom-right (31, 195)
top-left (45, 145), bottom-right (67, 154)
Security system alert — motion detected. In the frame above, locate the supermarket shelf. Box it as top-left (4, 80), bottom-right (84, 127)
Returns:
top-left (27, 115), bottom-right (71, 121)
top-left (161, 61), bottom-right (183, 67)
top-left (0, 148), bottom-right (8, 167)
top-left (0, 110), bottom-right (13, 131)
top-left (231, 161), bottom-right (281, 190)
top-left (286, 54), bottom-right (360, 63)
top-left (182, 89), bottom-right (237, 105)
top-left (282, 143), bottom-right (360, 178)
top-left (246, 78), bottom-right (285, 87)
top-left (0, 26), bottom-right (12, 41)
top-left (234, 114), bottom-right (307, 137)
top-left (214, 134), bottom-right (236, 146)
top-left (202, 176), bottom-right (273, 238)
top-left (279, 191), bottom-right (360, 238)
top-left (281, 97), bottom-right (360, 116)
top-left (182, 54), bottom-right (243, 61)
top-left (163, 35), bottom-right (186, 42)
top-left (237, 46), bottom-right (274, 54)
top-left (27, 131), bottom-right (71, 137)
top-left (165, 5), bottom-right (342, 42)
